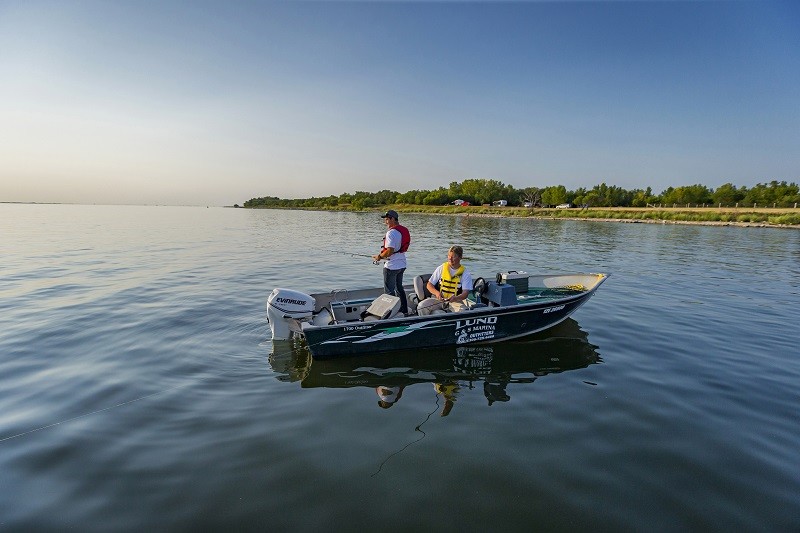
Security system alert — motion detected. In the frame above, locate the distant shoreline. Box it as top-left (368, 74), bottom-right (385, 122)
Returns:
top-left (246, 205), bottom-right (800, 229)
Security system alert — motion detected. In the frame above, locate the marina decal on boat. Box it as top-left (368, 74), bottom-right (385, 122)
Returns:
top-left (455, 316), bottom-right (498, 344)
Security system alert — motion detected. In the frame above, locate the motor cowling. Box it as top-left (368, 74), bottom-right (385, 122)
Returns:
top-left (267, 288), bottom-right (315, 340)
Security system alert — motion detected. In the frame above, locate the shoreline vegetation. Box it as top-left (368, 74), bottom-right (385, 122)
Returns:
top-left (242, 179), bottom-right (799, 228)
top-left (245, 204), bottom-right (800, 229)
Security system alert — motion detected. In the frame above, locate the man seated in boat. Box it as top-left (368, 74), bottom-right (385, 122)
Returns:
top-left (426, 245), bottom-right (474, 312)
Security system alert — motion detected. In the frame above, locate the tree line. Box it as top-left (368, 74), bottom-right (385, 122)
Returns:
top-left (243, 179), bottom-right (800, 209)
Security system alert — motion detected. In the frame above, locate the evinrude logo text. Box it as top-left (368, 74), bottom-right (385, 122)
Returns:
top-left (276, 297), bottom-right (309, 306)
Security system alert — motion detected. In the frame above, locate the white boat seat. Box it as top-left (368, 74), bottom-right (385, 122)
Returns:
top-left (361, 294), bottom-right (402, 321)
top-left (311, 307), bottom-right (335, 326)
top-left (413, 274), bottom-right (432, 301)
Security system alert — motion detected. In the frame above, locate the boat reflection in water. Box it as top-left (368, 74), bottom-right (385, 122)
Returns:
top-left (269, 318), bottom-right (601, 407)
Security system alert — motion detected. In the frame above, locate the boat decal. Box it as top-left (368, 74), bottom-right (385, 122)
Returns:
top-left (350, 319), bottom-right (448, 344)
top-left (317, 319), bottom-right (448, 346)
top-left (343, 325), bottom-right (373, 331)
top-left (455, 316), bottom-right (498, 344)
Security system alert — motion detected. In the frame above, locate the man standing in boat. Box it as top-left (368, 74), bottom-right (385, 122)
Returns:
top-left (373, 210), bottom-right (410, 316)
top-left (426, 245), bottom-right (473, 312)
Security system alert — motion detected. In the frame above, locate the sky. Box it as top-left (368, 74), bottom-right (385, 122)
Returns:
top-left (0, 1), bottom-right (798, 206)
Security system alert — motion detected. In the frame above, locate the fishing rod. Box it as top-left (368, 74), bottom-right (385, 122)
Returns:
top-left (320, 249), bottom-right (384, 264)
top-left (322, 247), bottom-right (477, 261)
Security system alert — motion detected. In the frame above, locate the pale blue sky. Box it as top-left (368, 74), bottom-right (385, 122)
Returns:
top-left (1, 1), bottom-right (798, 206)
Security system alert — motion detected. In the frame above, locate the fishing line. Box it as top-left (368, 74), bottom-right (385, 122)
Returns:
top-left (0, 379), bottom-right (204, 445)
top-left (319, 249), bottom-right (378, 259)
top-left (370, 392), bottom-right (440, 477)
top-left (267, 334), bottom-right (441, 479)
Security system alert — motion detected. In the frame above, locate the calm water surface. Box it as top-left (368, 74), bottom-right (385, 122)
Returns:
top-left (1, 205), bottom-right (799, 531)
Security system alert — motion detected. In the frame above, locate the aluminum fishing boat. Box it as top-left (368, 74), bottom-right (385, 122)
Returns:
top-left (267, 271), bottom-right (608, 359)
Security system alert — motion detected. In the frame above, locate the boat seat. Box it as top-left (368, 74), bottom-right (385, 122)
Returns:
top-left (311, 307), bottom-right (335, 326)
top-left (361, 294), bottom-right (402, 321)
top-left (413, 274), bottom-right (432, 301)
top-left (405, 293), bottom-right (418, 315)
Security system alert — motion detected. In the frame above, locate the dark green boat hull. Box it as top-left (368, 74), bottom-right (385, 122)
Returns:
top-left (303, 291), bottom-right (593, 359)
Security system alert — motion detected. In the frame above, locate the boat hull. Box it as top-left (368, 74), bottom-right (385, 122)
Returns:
top-left (303, 287), bottom-right (598, 359)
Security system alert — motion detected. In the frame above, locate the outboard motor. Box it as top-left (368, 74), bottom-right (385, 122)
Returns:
top-left (267, 288), bottom-right (315, 340)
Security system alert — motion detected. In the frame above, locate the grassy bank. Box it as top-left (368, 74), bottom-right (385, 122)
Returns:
top-left (391, 205), bottom-right (800, 226)
top-left (249, 204), bottom-right (800, 227)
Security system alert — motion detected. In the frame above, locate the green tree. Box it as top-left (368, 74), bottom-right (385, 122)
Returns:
top-left (423, 188), bottom-right (450, 205)
top-left (373, 189), bottom-right (399, 205)
top-left (351, 191), bottom-right (377, 209)
top-left (541, 185), bottom-right (568, 206)
top-left (661, 184), bottom-right (712, 206)
top-left (630, 187), bottom-right (655, 207)
top-left (742, 181), bottom-right (800, 207)
top-left (711, 183), bottom-right (744, 206)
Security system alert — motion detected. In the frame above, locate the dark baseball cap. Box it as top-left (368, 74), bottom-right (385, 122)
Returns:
top-left (380, 210), bottom-right (399, 220)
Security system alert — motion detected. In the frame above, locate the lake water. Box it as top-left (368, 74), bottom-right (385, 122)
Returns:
top-left (1, 204), bottom-right (799, 531)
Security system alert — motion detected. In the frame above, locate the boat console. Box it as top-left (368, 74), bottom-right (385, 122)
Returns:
top-left (482, 282), bottom-right (518, 307)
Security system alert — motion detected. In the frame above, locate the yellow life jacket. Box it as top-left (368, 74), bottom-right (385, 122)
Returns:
top-left (439, 262), bottom-right (464, 299)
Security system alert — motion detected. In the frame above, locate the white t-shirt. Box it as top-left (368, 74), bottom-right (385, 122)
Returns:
top-left (383, 228), bottom-right (407, 270)
top-left (429, 263), bottom-right (473, 293)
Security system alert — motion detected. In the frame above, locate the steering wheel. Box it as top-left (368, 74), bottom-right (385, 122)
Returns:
top-left (473, 277), bottom-right (487, 300)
